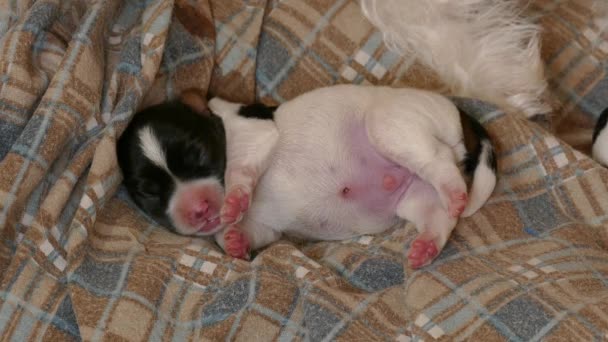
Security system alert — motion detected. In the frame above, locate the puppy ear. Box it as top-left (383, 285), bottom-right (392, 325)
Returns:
top-left (180, 89), bottom-right (208, 114)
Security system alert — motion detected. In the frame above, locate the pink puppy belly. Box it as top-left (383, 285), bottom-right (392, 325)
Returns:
top-left (342, 166), bottom-right (412, 214)
top-left (383, 174), bottom-right (400, 191)
top-left (341, 124), bottom-right (414, 213)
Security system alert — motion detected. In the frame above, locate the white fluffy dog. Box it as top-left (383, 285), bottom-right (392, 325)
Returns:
top-left (360, 0), bottom-right (549, 118)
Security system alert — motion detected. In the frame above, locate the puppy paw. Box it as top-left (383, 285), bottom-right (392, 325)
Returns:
top-left (221, 186), bottom-right (250, 225)
top-left (439, 183), bottom-right (468, 218)
top-left (407, 232), bottom-right (439, 269)
top-left (223, 226), bottom-right (250, 260)
top-left (447, 190), bottom-right (467, 218)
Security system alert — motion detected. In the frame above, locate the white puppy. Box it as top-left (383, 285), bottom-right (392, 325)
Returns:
top-left (211, 85), bottom-right (497, 268)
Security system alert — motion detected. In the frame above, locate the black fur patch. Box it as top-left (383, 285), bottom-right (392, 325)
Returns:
top-left (116, 101), bottom-right (226, 229)
top-left (486, 146), bottom-right (497, 172)
top-left (458, 109), bottom-right (497, 176)
top-left (237, 103), bottom-right (277, 120)
top-left (593, 107), bottom-right (608, 143)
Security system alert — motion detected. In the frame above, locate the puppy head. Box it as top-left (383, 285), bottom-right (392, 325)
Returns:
top-left (117, 101), bottom-right (227, 236)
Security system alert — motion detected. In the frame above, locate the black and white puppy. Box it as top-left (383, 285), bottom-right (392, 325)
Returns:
top-left (211, 85), bottom-right (497, 268)
top-left (116, 101), bottom-right (228, 236)
top-left (116, 97), bottom-right (277, 261)
top-left (117, 85), bottom-right (497, 268)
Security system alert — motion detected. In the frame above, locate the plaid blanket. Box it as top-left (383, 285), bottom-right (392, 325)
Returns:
top-left (1, 0), bottom-right (608, 340)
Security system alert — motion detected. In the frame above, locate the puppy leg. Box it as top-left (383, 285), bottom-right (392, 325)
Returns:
top-left (220, 131), bottom-right (278, 225)
top-left (366, 113), bottom-right (468, 217)
top-left (397, 177), bottom-right (458, 268)
top-left (215, 220), bottom-right (282, 260)
top-left (221, 167), bottom-right (256, 225)
top-left (208, 98), bottom-right (280, 225)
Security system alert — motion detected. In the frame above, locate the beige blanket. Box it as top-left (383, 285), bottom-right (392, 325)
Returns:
top-left (0, 0), bottom-right (607, 340)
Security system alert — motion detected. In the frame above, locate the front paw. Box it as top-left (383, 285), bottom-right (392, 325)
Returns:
top-left (223, 226), bottom-right (251, 260)
top-left (221, 186), bottom-right (250, 225)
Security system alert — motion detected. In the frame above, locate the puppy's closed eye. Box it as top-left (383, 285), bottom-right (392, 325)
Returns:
top-left (138, 180), bottom-right (161, 196)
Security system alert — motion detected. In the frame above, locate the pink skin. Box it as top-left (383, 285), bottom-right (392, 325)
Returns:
top-left (221, 186), bottom-right (250, 225)
top-left (346, 123), bottom-right (467, 220)
top-left (344, 128), bottom-right (465, 268)
top-left (383, 174), bottom-right (399, 191)
top-left (223, 225), bottom-right (250, 259)
top-left (445, 186), bottom-right (467, 218)
top-left (405, 191), bottom-right (464, 269)
top-left (339, 125), bottom-right (415, 215)
top-left (171, 184), bottom-right (224, 235)
top-left (352, 172), bottom-right (444, 269)
top-left (339, 168), bottom-right (411, 215)
top-left (408, 230), bottom-right (439, 269)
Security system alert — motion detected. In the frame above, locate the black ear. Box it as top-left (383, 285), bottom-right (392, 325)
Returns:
top-left (593, 107), bottom-right (608, 144)
top-left (237, 103), bottom-right (277, 120)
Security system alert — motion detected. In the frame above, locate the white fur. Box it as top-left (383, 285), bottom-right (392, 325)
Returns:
top-left (462, 141), bottom-right (496, 217)
top-left (213, 85), bottom-right (497, 267)
top-left (208, 98), bottom-right (279, 196)
top-left (363, 87), bottom-right (468, 213)
top-left (138, 126), bottom-right (170, 173)
top-left (360, 0), bottom-right (549, 117)
top-left (209, 98), bottom-right (281, 249)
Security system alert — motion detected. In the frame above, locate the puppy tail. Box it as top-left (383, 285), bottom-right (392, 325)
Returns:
top-left (458, 110), bottom-right (498, 217)
top-left (592, 107), bottom-right (608, 167)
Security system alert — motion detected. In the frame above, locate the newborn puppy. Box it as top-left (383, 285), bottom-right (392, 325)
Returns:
top-left (116, 101), bottom-right (227, 236)
top-left (116, 97), bottom-right (277, 260)
top-left (211, 85), bottom-right (497, 268)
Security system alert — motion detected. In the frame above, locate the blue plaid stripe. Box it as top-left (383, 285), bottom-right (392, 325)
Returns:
top-left (0, 0), bottom-right (608, 340)
top-left (257, 0), bottom-right (347, 100)
top-left (214, 7), bottom-right (261, 76)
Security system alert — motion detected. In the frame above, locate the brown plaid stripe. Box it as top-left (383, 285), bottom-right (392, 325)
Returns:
top-left (0, 0), bottom-right (607, 340)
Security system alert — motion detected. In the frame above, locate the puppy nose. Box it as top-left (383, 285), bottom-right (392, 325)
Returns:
top-left (189, 200), bottom-right (209, 224)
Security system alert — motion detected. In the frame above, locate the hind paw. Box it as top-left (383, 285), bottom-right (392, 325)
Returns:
top-left (448, 190), bottom-right (467, 218)
top-left (408, 233), bottom-right (439, 269)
